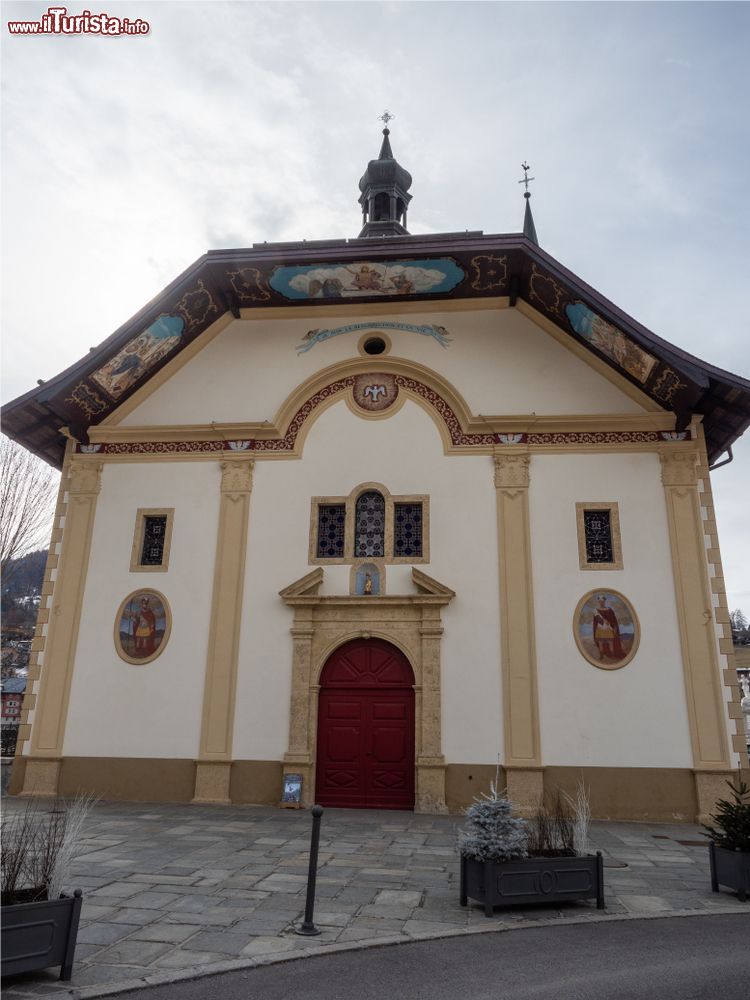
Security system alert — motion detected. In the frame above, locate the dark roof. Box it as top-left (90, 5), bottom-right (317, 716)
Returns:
top-left (2, 230), bottom-right (749, 467)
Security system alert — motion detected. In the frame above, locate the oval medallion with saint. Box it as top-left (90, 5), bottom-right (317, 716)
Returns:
top-left (574, 590), bottom-right (639, 670)
top-left (115, 589), bottom-right (171, 664)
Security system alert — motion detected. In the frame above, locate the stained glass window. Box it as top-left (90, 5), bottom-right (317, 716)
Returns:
top-left (394, 502), bottom-right (423, 558)
top-left (316, 504), bottom-right (346, 558)
top-left (583, 509), bottom-right (613, 564)
top-left (140, 515), bottom-right (168, 566)
top-left (355, 491), bottom-right (385, 558)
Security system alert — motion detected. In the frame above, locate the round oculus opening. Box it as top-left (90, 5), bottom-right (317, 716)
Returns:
top-left (363, 336), bottom-right (387, 356)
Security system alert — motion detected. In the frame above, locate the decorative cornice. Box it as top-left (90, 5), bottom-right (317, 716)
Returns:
top-left (411, 568), bottom-right (455, 598)
top-left (279, 568), bottom-right (325, 599)
top-left (77, 368), bottom-right (671, 459)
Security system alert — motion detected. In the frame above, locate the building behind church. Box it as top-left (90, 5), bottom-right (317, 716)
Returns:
top-left (3, 127), bottom-right (750, 822)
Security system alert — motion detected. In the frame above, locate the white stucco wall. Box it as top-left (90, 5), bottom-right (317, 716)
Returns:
top-left (118, 306), bottom-right (645, 427)
top-left (63, 462), bottom-right (220, 758)
top-left (233, 397), bottom-right (503, 764)
top-left (529, 452), bottom-right (694, 768)
top-left (59, 317), bottom-right (712, 774)
top-left (60, 418), bottom-right (702, 770)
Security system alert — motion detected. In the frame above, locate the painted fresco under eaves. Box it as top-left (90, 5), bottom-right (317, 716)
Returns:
top-left (92, 315), bottom-right (185, 400)
top-left (270, 258), bottom-right (464, 300)
top-left (566, 302), bottom-right (658, 385)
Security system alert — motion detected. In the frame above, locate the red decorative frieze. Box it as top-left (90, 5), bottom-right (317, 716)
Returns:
top-left (393, 376), bottom-right (496, 446)
top-left (250, 378), bottom-right (356, 451)
top-left (527, 431), bottom-right (660, 446)
top-left (76, 376), bottom-right (663, 455)
top-left (100, 441), bottom-right (226, 454)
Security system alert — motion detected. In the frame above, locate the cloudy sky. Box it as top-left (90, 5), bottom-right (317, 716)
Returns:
top-left (2, 0), bottom-right (749, 608)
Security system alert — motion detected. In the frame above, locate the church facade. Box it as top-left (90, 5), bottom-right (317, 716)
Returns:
top-left (4, 131), bottom-right (749, 822)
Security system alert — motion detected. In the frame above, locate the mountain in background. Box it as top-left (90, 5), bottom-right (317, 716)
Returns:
top-left (2, 549), bottom-right (47, 604)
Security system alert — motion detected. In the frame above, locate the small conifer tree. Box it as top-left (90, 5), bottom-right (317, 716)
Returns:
top-left (459, 782), bottom-right (528, 862)
top-left (702, 780), bottom-right (750, 852)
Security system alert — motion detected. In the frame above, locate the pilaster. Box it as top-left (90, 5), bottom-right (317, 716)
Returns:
top-left (493, 450), bottom-right (541, 778)
top-left (193, 457), bottom-right (254, 804)
top-left (23, 458), bottom-right (103, 796)
top-left (283, 611), bottom-right (316, 806)
top-left (416, 609), bottom-right (447, 813)
top-left (659, 445), bottom-right (732, 819)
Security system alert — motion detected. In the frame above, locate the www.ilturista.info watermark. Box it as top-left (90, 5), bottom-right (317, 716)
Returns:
top-left (7, 6), bottom-right (149, 35)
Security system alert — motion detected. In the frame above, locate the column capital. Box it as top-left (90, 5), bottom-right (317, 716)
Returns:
top-left (220, 457), bottom-right (254, 495)
top-left (68, 460), bottom-right (103, 495)
top-left (493, 450), bottom-right (530, 490)
top-left (659, 447), bottom-right (699, 487)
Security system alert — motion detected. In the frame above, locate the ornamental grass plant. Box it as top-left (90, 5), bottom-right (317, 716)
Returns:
top-left (459, 780), bottom-right (592, 861)
top-left (1, 795), bottom-right (95, 906)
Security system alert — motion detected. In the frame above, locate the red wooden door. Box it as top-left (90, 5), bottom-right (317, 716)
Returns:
top-left (315, 639), bottom-right (415, 810)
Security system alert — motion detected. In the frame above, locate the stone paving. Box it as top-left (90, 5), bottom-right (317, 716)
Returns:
top-left (1, 799), bottom-right (748, 999)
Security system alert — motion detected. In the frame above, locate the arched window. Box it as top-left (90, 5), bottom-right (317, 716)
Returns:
top-left (373, 192), bottom-right (390, 222)
top-left (355, 490), bottom-right (385, 558)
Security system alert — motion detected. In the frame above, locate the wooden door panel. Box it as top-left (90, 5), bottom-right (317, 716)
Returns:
top-left (327, 700), bottom-right (361, 719)
top-left (371, 701), bottom-right (406, 719)
top-left (325, 725), bottom-right (361, 762)
top-left (316, 640), bottom-right (415, 810)
top-left (371, 727), bottom-right (407, 763)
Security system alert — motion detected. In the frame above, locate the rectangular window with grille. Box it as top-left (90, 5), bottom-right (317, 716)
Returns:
top-left (141, 515), bottom-right (168, 565)
top-left (576, 502), bottom-right (623, 570)
top-left (583, 510), bottom-right (612, 563)
top-left (131, 508), bottom-right (174, 572)
top-left (393, 502), bottom-right (423, 558)
top-left (316, 503), bottom-right (346, 559)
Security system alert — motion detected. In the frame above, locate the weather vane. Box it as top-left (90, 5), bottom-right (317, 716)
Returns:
top-left (379, 110), bottom-right (395, 128)
top-left (518, 162), bottom-right (535, 194)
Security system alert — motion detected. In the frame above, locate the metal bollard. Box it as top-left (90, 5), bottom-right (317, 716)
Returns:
top-left (296, 804), bottom-right (324, 936)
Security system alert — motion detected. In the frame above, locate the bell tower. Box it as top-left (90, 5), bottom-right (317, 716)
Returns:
top-left (358, 112), bottom-right (412, 238)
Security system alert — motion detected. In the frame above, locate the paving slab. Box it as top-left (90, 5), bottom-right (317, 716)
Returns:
top-left (1, 799), bottom-right (748, 1000)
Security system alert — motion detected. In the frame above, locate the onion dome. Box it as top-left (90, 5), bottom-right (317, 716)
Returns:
top-left (358, 122), bottom-right (412, 238)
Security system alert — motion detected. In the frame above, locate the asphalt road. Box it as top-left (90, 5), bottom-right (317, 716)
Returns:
top-left (120, 914), bottom-right (749, 1000)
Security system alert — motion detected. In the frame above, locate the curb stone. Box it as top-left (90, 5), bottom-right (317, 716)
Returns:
top-left (63, 906), bottom-right (750, 1000)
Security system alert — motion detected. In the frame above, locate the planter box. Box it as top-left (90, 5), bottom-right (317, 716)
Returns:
top-left (460, 852), bottom-right (604, 917)
top-left (1, 890), bottom-right (83, 981)
top-left (709, 842), bottom-right (749, 902)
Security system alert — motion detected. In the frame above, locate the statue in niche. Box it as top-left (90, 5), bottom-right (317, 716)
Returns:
top-left (355, 563), bottom-right (380, 596)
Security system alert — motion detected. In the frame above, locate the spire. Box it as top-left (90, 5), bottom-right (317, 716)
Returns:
top-left (358, 112), bottom-right (412, 238)
top-left (518, 162), bottom-right (539, 246)
top-left (523, 196), bottom-right (538, 245)
top-left (378, 128), bottom-right (393, 160)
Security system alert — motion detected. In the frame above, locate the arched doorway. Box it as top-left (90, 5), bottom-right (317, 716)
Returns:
top-left (315, 638), bottom-right (415, 809)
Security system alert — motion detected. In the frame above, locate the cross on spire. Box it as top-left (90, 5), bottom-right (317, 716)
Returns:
top-left (378, 110), bottom-right (395, 129)
top-left (518, 162), bottom-right (535, 195)
top-left (518, 161), bottom-right (539, 246)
